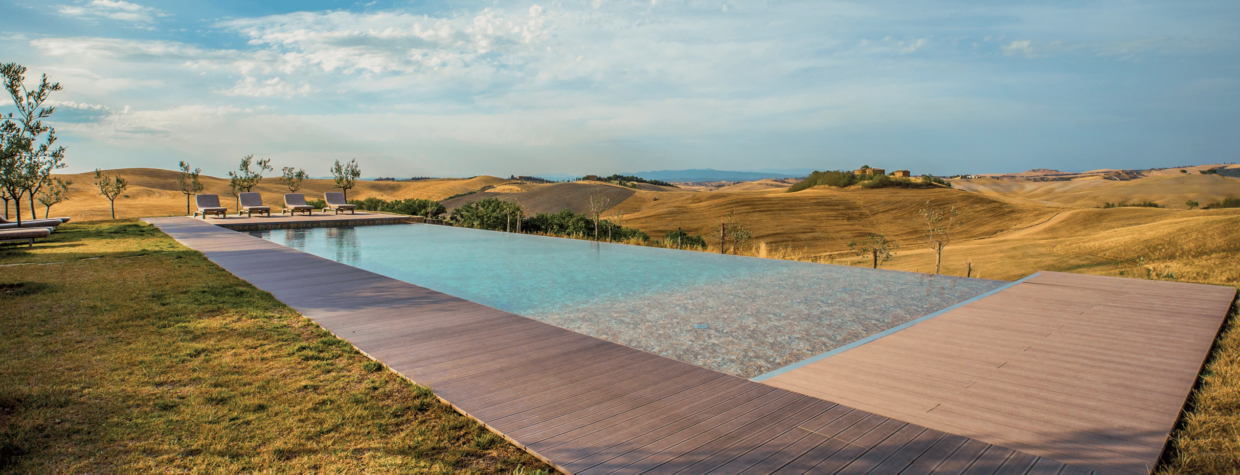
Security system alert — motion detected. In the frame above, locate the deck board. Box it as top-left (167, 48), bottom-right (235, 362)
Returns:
top-left (146, 216), bottom-right (1099, 475)
top-left (764, 270), bottom-right (1235, 475)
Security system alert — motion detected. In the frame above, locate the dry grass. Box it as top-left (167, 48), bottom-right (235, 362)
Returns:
top-left (5, 168), bottom-right (509, 222)
top-left (953, 173), bottom-right (1240, 209)
top-left (0, 221), bottom-right (550, 474)
top-left (1159, 299), bottom-right (1240, 474)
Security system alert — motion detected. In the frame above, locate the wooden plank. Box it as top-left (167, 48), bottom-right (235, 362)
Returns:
top-left (765, 270), bottom-right (1234, 475)
top-left (145, 217), bottom-right (1089, 475)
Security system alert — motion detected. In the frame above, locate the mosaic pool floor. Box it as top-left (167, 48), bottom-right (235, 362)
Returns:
top-left (252, 225), bottom-right (1004, 378)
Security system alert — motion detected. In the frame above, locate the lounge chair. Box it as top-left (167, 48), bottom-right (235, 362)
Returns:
top-left (283, 193), bottom-right (315, 216)
top-left (0, 216), bottom-right (63, 229)
top-left (0, 227), bottom-right (53, 247)
top-left (195, 194), bottom-right (228, 219)
top-left (239, 192), bottom-right (271, 218)
top-left (323, 192), bottom-right (356, 215)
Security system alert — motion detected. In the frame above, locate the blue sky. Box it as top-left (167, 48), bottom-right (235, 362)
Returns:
top-left (2, 0), bottom-right (1237, 178)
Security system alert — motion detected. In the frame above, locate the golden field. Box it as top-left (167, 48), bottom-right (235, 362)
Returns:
top-left (4, 168), bottom-right (508, 222)
top-left (6, 166), bottom-right (1239, 288)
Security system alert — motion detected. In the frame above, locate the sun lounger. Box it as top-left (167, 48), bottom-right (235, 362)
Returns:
top-left (239, 192), bottom-right (271, 218)
top-left (195, 194), bottom-right (228, 219)
top-left (323, 192), bottom-right (356, 215)
top-left (0, 216), bottom-right (63, 228)
top-left (0, 227), bottom-right (53, 247)
top-left (283, 193), bottom-right (315, 216)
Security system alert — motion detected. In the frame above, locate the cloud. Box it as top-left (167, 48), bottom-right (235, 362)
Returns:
top-left (221, 77), bottom-right (312, 98)
top-left (58, 0), bottom-right (168, 26)
top-left (216, 8), bottom-right (552, 78)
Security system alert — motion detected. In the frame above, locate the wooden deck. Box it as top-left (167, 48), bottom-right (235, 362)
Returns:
top-left (144, 216), bottom-right (1093, 475)
top-left (763, 271), bottom-right (1236, 475)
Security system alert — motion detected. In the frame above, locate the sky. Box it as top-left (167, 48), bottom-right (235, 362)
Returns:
top-left (2, 0), bottom-right (1238, 178)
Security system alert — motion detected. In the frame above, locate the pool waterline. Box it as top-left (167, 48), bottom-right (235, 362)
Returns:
top-left (250, 224), bottom-right (1005, 378)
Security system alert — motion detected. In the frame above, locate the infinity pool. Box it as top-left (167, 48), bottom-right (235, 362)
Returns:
top-left (251, 224), bottom-right (1004, 378)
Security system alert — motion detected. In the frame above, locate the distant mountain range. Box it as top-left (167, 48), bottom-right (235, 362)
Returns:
top-left (624, 168), bottom-right (812, 183)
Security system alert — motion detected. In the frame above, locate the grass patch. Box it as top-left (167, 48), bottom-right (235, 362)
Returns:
top-left (1160, 298), bottom-right (1240, 474)
top-left (0, 220), bottom-right (550, 474)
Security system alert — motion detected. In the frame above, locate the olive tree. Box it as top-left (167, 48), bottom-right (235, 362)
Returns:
top-left (588, 191), bottom-right (609, 241)
top-left (228, 155), bottom-right (271, 211)
top-left (94, 169), bottom-right (127, 219)
top-left (1, 63), bottom-right (66, 225)
top-left (280, 166), bottom-right (308, 192)
top-left (36, 177), bottom-right (71, 218)
top-left (918, 201), bottom-right (962, 274)
top-left (330, 158), bottom-right (360, 200)
top-left (177, 161), bottom-right (203, 216)
top-left (849, 233), bottom-right (898, 269)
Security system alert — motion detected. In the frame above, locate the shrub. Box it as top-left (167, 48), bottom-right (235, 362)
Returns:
top-left (1207, 197), bottom-right (1240, 209)
top-left (450, 198), bottom-right (524, 230)
top-left (518, 208), bottom-right (649, 241)
top-left (343, 197), bottom-right (446, 217)
top-left (306, 199), bottom-right (326, 209)
top-left (661, 229), bottom-right (707, 249)
top-left (787, 170), bottom-right (858, 192)
top-left (1102, 201), bottom-right (1162, 208)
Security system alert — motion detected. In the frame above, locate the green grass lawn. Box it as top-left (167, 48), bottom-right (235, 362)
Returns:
top-left (0, 220), bottom-right (551, 474)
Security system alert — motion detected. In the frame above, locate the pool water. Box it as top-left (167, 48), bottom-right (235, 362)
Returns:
top-left (251, 224), bottom-right (1004, 378)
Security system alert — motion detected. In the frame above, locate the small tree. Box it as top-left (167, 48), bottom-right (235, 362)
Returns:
top-left (94, 169), bottom-right (127, 219)
top-left (228, 154), bottom-right (272, 192)
top-left (588, 191), bottom-right (610, 241)
top-left (848, 233), bottom-right (898, 269)
top-left (177, 161), bottom-right (203, 216)
top-left (330, 158), bottom-right (361, 200)
top-left (36, 177), bottom-right (70, 218)
top-left (2, 63), bottom-right (67, 225)
top-left (1186, 200), bottom-right (1199, 210)
top-left (919, 200), bottom-right (961, 274)
top-left (227, 155), bottom-right (271, 212)
top-left (280, 166), bottom-right (308, 192)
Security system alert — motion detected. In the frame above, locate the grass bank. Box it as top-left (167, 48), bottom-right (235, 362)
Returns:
top-left (0, 220), bottom-right (550, 474)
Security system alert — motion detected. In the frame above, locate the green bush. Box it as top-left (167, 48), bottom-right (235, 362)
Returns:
top-left (519, 209), bottom-right (649, 241)
top-left (1208, 197), bottom-right (1240, 209)
top-left (343, 197), bottom-right (446, 217)
top-left (1102, 201), bottom-right (1162, 208)
top-left (661, 229), bottom-right (707, 249)
top-left (306, 199), bottom-right (326, 210)
top-left (787, 170), bottom-right (858, 192)
top-left (450, 198), bottom-right (524, 230)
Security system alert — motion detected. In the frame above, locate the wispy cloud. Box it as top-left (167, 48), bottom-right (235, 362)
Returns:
top-left (221, 77), bottom-right (312, 98)
top-left (58, 0), bottom-right (169, 27)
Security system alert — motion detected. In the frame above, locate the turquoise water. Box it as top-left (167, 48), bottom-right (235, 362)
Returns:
top-left (251, 224), bottom-right (1004, 378)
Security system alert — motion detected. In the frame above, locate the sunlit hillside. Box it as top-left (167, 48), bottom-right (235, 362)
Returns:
top-left (9, 166), bottom-right (1238, 289)
top-left (4, 168), bottom-right (508, 221)
top-left (608, 186), bottom-right (1061, 255)
top-left (953, 172), bottom-right (1240, 209)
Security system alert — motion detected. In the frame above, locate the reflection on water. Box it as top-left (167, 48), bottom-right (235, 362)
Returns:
top-left (324, 227), bottom-right (360, 266)
top-left (251, 224), bottom-right (1004, 378)
top-left (284, 229), bottom-right (308, 251)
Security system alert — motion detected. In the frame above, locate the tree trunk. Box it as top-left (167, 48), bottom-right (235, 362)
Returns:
top-left (186, 194), bottom-right (191, 216)
top-left (13, 193), bottom-right (21, 226)
top-left (29, 193), bottom-right (36, 222)
top-left (720, 223), bottom-right (726, 254)
top-left (44, 204), bottom-right (50, 219)
top-left (110, 199), bottom-right (116, 220)
top-left (872, 249), bottom-right (878, 268)
top-left (934, 242), bottom-right (943, 274)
